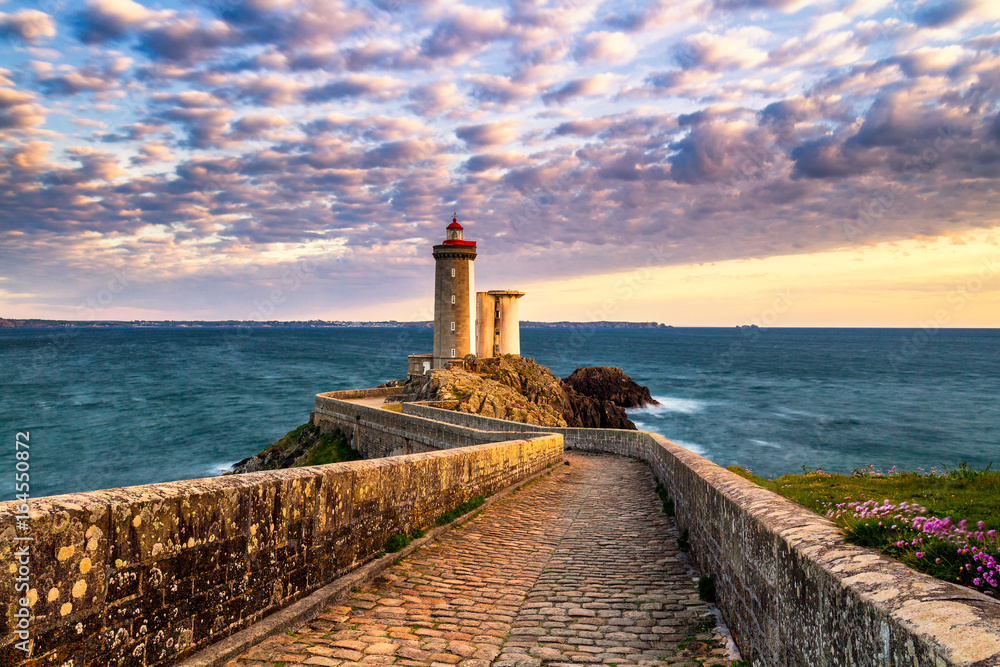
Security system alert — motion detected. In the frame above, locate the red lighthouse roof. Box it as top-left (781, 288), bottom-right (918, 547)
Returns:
top-left (442, 214), bottom-right (476, 247)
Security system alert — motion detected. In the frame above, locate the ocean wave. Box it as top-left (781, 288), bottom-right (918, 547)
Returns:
top-left (629, 396), bottom-right (707, 415)
top-left (750, 438), bottom-right (783, 449)
top-left (671, 439), bottom-right (707, 456)
top-left (774, 408), bottom-right (826, 420)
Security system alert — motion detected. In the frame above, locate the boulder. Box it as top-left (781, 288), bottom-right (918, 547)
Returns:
top-left (563, 366), bottom-right (658, 408)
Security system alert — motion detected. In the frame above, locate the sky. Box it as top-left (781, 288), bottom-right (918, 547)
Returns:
top-left (0, 0), bottom-right (998, 326)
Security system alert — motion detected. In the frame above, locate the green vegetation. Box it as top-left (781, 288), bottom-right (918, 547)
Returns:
top-left (436, 495), bottom-right (486, 526)
top-left (384, 533), bottom-right (410, 552)
top-left (677, 528), bottom-right (690, 552)
top-left (729, 464), bottom-right (1000, 527)
top-left (411, 526), bottom-right (426, 539)
top-left (729, 464), bottom-right (1000, 593)
top-left (654, 481), bottom-right (675, 517)
top-left (293, 429), bottom-right (362, 467)
top-left (263, 423), bottom-right (312, 454)
top-left (698, 575), bottom-right (716, 603)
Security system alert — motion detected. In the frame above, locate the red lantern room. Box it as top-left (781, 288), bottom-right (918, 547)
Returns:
top-left (442, 214), bottom-right (476, 247)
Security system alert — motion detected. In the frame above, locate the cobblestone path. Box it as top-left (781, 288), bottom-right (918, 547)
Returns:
top-left (228, 453), bottom-right (732, 667)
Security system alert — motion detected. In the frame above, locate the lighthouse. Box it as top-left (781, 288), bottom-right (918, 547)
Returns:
top-left (432, 215), bottom-right (477, 369)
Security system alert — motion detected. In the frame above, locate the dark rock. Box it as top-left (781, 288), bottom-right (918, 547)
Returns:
top-left (562, 366), bottom-right (658, 408)
top-left (560, 387), bottom-right (637, 430)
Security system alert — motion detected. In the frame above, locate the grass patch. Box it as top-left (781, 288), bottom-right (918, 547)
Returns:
top-left (436, 495), bottom-right (486, 526)
top-left (384, 534), bottom-right (411, 552)
top-left (729, 464), bottom-right (1000, 527)
top-left (654, 481), bottom-right (675, 517)
top-left (729, 464), bottom-right (1000, 593)
top-left (262, 423), bottom-right (312, 455)
top-left (411, 526), bottom-right (426, 539)
top-left (293, 429), bottom-right (363, 467)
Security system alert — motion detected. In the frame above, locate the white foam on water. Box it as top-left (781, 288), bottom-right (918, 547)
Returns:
top-left (629, 396), bottom-right (707, 416)
top-left (671, 439), bottom-right (708, 456)
top-left (750, 438), bottom-right (783, 449)
top-left (208, 461), bottom-right (241, 476)
top-left (774, 408), bottom-right (825, 419)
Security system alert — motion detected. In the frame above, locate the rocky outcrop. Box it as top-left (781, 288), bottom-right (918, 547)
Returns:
top-left (563, 367), bottom-right (658, 408)
top-left (228, 422), bottom-right (360, 473)
top-left (394, 366), bottom-right (568, 427)
top-left (396, 355), bottom-right (656, 430)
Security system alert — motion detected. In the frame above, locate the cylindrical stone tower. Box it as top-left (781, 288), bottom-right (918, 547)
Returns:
top-left (433, 216), bottom-right (477, 369)
top-left (475, 293), bottom-right (493, 359)
top-left (476, 289), bottom-right (524, 358)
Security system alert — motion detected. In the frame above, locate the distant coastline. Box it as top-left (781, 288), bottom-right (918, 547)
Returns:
top-left (0, 317), bottom-right (668, 329)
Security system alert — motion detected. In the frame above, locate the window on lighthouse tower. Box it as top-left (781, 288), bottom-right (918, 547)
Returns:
top-left (451, 268), bottom-right (455, 277)
top-left (451, 295), bottom-right (455, 304)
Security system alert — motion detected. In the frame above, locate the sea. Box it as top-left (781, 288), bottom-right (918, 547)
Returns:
top-left (1, 327), bottom-right (997, 498)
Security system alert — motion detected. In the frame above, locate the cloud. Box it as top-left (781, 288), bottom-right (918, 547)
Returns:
top-left (910, 0), bottom-right (974, 27)
top-left (674, 27), bottom-right (772, 71)
top-left (139, 17), bottom-right (236, 62)
top-left (466, 74), bottom-right (539, 106)
top-left (456, 121), bottom-right (520, 148)
top-left (463, 152), bottom-right (524, 173)
top-left (550, 118), bottom-right (614, 137)
top-left (0, 87), bottom-right (45, 131)
top-left (0, 10), bottom-right (55, 43)
top-left (63, 146), bottom-right (128, 182)
top-left (542, 74), bottom-right (617, 105)
top-left (849, 89), bottom-right (969, 148)
top-left (4, 140), bottom-right (52, 172)
top-left (420, 5), bottom-right (511, 60)
top-left (304, 75), bottom-right (406, 103)
top-left (574, 31), bottom-right (637, 64)
top-left (790, 136), bottom-right (875, 179)
top-left (407, 80), bottom-right (468, 117)
top-left (74, 0), bottom-right (162, 43)
top-left (36, 59), bottom-right (131, 96)
top-left (157, 106), bottom-right (236, 149)
top-left (3, 0), bottom-right (1000, 320)
top-left (231, 74), bottom-right (307, 106)
top-left (605, 0), bottom-right (708, 32)
top-left (131, 141), bottom-right (175, 165)
top-left (667, 115), bottom-right (778, 184)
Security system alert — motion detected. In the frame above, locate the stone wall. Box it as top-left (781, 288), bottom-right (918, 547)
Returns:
top-left (0, 428), bottom-right (563, 667)
top-left (398, 403), bottom-right (1000, 666)
top-left (315, 390), bottom-right (545, 459)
